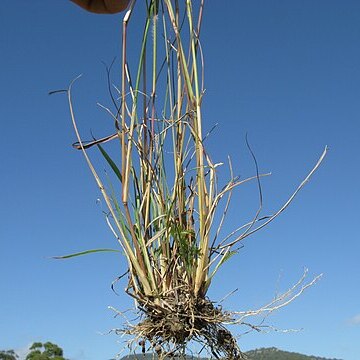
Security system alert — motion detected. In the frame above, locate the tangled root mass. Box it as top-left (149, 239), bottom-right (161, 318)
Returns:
top-left (123, 289), bottom-right (244, 359)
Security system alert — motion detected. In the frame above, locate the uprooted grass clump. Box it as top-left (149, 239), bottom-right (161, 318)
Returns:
top-left (60, 1), bottom-right (326, 358)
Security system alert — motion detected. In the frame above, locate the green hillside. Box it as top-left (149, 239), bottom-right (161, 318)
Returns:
top-left (245, 347), bottom-right (342, 360)
top-left (119, 347), bottom-right (342, 360)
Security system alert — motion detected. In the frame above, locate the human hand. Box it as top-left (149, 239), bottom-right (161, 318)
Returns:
top-left (70, 0), bottom-right (130, 14)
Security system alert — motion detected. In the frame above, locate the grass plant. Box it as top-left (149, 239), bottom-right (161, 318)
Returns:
top-left (61, 1), bottom-right (327, 358)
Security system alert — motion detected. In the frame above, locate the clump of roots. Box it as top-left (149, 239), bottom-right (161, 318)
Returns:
top-left (123, 288), bottom-right (244, 359)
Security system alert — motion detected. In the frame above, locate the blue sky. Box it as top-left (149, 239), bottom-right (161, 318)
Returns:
top-left (1, 1), bottom-right (359, 359)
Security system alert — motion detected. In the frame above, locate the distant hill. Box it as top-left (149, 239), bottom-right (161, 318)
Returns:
top-left (245, 347), bottom-right (342, 360)
top-left (119, 347), bottom-right (342, 360)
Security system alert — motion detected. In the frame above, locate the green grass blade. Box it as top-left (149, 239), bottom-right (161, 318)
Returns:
top-left (97, 143), bottom-right (122, 183)
top-left (52, 248), bottom-right (120, 259)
